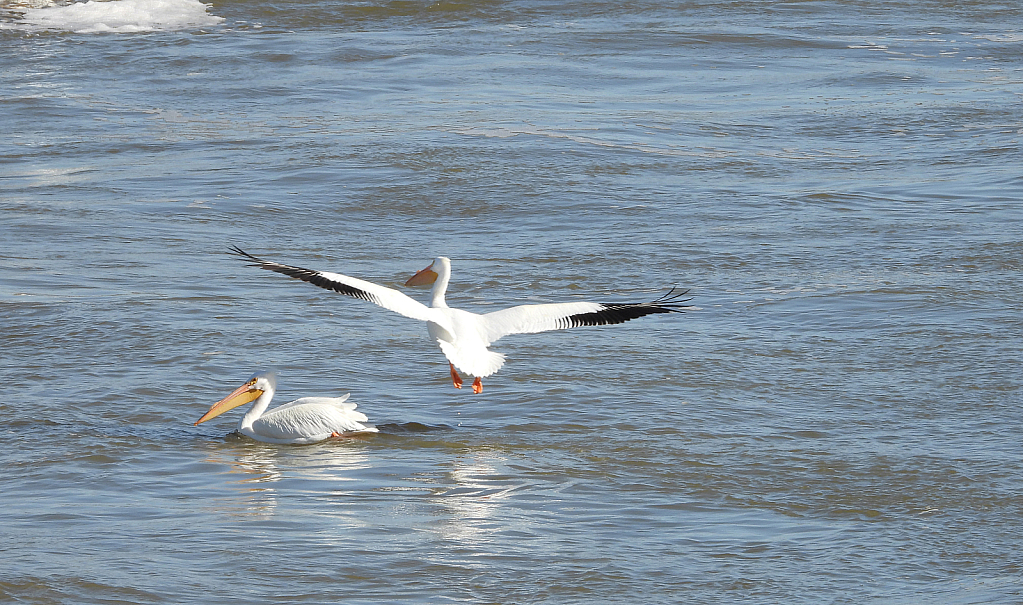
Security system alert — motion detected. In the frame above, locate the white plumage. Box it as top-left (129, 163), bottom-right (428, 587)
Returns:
top-left (194, 370), bottom-right (377, 444)
top-left (230, 247), bottom-right (690, 393)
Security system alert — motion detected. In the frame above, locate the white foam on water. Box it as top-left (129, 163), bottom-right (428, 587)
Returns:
top-left (965, 31), bottom-right (1023, 43)
top-left (7, 0), bottom-right (224, 33)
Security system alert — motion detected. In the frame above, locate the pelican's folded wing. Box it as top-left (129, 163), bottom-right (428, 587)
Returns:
top-left (272, 395), bottom-right (354, 413)
top-left (254, 400), bottom-right (375, 442)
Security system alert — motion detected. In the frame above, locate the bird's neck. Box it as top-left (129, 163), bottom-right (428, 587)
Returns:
top-left (239, 387), bottom-right (274, 430)
top-left (430, 265), bottom-right (450, 308)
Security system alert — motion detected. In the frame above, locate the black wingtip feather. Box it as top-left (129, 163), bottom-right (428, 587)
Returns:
top-left (564, 287), bottom-right (694, 328)
top-left (227, 246), bottom-right (378, 303)
top-left (228, 245), bottom-right (265, 266)
top-left (649, 285), bottom-right (694, 308)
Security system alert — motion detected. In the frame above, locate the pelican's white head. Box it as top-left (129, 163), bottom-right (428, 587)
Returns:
top-left (405, 257), bottom-right (450, 287)
top-left (194, 370), bottom-right (276, 426)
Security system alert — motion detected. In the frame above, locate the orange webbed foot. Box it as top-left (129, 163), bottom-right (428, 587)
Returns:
top-left (471, 377), bottom-right (482, 394)
top-left (449, 363), bottom-right (463, 389)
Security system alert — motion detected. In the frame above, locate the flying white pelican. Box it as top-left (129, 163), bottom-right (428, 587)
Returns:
top-left (229, 246), bottom-right (691, 393)
top-left (194, 370), bottom-right (377, 444)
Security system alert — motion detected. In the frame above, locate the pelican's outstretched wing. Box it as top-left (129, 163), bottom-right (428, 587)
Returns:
top-left (230, 246), bottom-right (447, 327)
top-left (481, 288), bottom-right (691, 344)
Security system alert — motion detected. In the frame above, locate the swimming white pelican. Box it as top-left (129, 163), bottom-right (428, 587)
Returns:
top-left (194, 370), bottom-right (377, 444)
top-left (230, 247), bottom-right (690, 393)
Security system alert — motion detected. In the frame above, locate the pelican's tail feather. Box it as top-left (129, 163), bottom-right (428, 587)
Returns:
top-left (438, 341), bottom-right (506, 378)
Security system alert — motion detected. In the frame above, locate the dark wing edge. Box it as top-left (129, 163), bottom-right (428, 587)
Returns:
top-left (228, 245), bottom-right (378, 304)
top-left (565, 286), bottom-right (694, 328)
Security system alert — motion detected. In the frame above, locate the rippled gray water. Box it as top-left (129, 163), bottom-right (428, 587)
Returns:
top-left (2, 1), bottom-right (1022, 603)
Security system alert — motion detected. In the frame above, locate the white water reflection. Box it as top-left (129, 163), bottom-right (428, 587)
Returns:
top-left (201, 438), bottom-right (375, 521)
top-left (432, 453), bottom-right (514, 547)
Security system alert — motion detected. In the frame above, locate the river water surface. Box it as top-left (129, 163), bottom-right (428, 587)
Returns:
top-left (2, 0), bottom-right (1022, 603)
